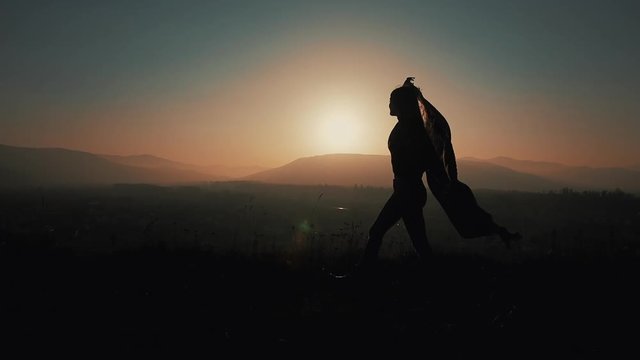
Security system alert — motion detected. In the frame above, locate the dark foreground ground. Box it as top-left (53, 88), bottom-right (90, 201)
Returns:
top-left (1, 184), bottom-right (639, 356)
top-left (1, 247), bottom-right (638, 357)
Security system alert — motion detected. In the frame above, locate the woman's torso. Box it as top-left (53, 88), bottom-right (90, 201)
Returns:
top-left (388, 121), bottom-right (438, 182)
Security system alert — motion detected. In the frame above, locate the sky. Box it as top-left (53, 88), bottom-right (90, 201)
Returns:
top-left (1, 0), bottom-right (639, 168)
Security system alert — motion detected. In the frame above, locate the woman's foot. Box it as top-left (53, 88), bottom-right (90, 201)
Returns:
top-left (497, 227), bottom-right (522, 249)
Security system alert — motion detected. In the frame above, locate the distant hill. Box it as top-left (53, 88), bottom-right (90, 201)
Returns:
top-left (628, 164), bottom-right (640, 172)
top-left (2, 144), bottom-right (637, 191)
top-left (463, 156), bottom-right (570, 176)
top-left (244, 154), bottom-right (566, 192)
top-left (101, 154), bottom-right (200, 170)
top-left (456, 159), bottom-right (566, 191)
top-left (244, 154), bottom-right (392, 187)
top-left (102, 154), bottom-right (267, 178)
top-left (466, 156), bottom-right (640, 192)
top-left (0, 144), bottom-right (220, 187)
top-left (201, 164), bottom-right (270, 179)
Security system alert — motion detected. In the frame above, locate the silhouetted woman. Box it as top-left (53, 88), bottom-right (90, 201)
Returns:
top-left (361, 77), bottom-right (520, 268)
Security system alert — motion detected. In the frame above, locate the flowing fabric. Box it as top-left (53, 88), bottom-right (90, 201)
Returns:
top-left (418, 95), bottom-right (498, 238)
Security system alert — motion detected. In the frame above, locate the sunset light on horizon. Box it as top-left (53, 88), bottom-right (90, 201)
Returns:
top-left (2, 0), bottom-right (639, 168)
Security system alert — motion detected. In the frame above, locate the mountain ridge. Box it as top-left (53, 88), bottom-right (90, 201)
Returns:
top-left (101, 153), bottom-right (268, 178)
top-left (244, 154), bottom-right (568, 192)
top-left (0, 144), bottom-right (221, 186)
top-left (1, 144), bottom-right (638, 191)
top-left (244, 154), bottom-right (639, 192)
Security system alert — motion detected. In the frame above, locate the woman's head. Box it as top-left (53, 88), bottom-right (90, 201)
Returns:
top-left (389, 77), bottom-right (423, 120)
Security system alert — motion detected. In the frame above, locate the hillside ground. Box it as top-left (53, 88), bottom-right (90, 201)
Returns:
top-left (1, 184), bottom-right (638, 355)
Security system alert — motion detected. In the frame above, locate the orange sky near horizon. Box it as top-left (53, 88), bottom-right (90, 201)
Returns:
top-left (4, 40), bottom-right (634, 169)
top-left (2, 1), bottom-right (638, 169)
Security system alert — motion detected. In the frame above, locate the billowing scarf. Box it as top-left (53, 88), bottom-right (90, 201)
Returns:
top-left (408, 79), bottom-right (498, 238)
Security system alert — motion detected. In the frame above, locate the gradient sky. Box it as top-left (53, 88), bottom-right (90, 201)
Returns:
top-left (2, 0), bottom-right (639, 167)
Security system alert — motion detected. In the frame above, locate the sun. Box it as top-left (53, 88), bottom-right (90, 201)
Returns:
top-left (315, 104), bottom-right (364, 154)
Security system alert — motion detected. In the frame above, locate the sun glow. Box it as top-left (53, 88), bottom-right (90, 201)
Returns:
top-left (314, 103), bottom-right (365, 154)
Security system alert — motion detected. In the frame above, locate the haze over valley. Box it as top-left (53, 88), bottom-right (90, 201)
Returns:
top-left (2, 144), bottom-right (638, 193)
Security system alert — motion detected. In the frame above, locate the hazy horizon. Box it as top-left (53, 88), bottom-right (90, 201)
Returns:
top-left (2, 1), bottom-right (639, 168)
top-left (3, 142), bottom-right (640, 170)
top-left (0, 143), bottom-right (640, 169)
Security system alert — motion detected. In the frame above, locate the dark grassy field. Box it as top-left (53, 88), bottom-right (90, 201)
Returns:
top-left (1, 183), bottom-right (639, 355)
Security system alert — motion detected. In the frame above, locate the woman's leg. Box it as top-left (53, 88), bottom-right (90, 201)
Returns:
top-left (402, 207), bottom-right (432, 261)
top-left (362, 193), bottom-right (403, 265)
